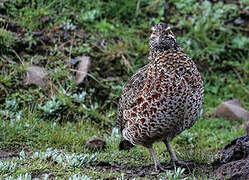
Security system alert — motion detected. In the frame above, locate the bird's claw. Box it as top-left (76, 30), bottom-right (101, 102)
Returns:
top-left (151, 163), bottom-right (166, 174)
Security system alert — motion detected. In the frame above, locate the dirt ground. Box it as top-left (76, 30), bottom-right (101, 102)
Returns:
top-left (92, 160), bottom-right (211, 179)
top-left (1, 149), bottom-right (212, 179)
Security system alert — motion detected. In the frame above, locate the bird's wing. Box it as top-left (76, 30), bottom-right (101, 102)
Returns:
top-left (117, 64), bottom-right (150, 131)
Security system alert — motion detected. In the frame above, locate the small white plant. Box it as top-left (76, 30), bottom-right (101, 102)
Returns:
top-left (0, 160), bottom-right (19, 174)
top-left (0, 99), bottom-right (23, 121)
top-left (61, 19), bottom-right (76, 31)
top-left (39, 96), bottom-right (64, 114)
top-left (164, 167), bottom-right (187, 180)
top-left (65, 153), bottom-right (89, 168)
top-left (19, 150), bottom-right (26, 160)
top-left (68, 173), bottom-right (90, 180)
top-left (111, 127), bottom-right (121, 139)
top-left (32, 148), bottom-right (96, 168)
top-left (4, 173), bottom-right (32, 180)
top-left (0, 148), bottom-right (96, 178)
top-left (104, 127), bottom-right (121, 146)
top-left (0, 150), bottom-right (27, 174)
top-left (73, 91), bottom-right (87, 103)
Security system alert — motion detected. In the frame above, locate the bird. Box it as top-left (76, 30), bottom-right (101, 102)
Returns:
top-left (117, 22), bottom-right (204, 172)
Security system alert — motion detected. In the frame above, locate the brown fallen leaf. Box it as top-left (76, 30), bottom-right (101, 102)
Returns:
top-left (24, 65), bottom-right (48, 86)
top-left (75, 56), bottom-right (91, 85)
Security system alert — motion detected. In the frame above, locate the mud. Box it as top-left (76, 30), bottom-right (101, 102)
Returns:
top-left (92, 161), bottom-right (210, 179)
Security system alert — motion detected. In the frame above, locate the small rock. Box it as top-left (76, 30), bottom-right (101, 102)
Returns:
top-left (0, 151), bottom-right (19, 160)
top-left (215, 99), bottom-right (249, 121)
top-left (211, 158), bottom-right (249, 180)
top-left (24, 65), bottom-right (49, 86)
top-left (75, 56), bottom-right (91, 85)
top-left (85, 138), bottom-right (106, 150)
top-left (216, 135), bottom-right (249, 164)
top-left (0, 151), bottom-right (11, 160)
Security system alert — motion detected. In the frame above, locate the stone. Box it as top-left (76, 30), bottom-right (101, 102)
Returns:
top-left (0, 150), bottom-right (19, 160)
top-left (24, 65), bottom-right (49, 86)
top-left (75, 56), bottom-right (91, 85)
top-left (211, 135), bottom-right (249, 179)
top-left (211, 158), bottom-right (249, 180)
top-left (85, 138), bottom-right (106, 150)
top-left (215, 99), bottom-right (249, 121)
top-left (216, 135), bottom-right (249, 164)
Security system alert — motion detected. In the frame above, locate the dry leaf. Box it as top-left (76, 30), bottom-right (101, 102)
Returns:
top-left (24, 65), bottom-right (48, 86)
top-left (75, 56), bottom-right (91, 84)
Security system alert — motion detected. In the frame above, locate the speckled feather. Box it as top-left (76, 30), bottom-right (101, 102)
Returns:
top-left (117, 22), bottom-right (204, 152)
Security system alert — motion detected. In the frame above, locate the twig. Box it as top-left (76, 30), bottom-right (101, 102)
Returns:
top-left (11, 49), bottom-right (24, 65)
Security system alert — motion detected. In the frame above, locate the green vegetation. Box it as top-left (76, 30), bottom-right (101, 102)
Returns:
top-left (0, 0), bottom-right (248, 179)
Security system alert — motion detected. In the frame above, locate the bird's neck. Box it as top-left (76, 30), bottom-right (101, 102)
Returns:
top-left (149, 46), bottom-right (183, 63)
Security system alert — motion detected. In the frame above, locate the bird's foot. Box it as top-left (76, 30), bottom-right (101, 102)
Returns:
top-left (151, 163), bottom-right (166, 175)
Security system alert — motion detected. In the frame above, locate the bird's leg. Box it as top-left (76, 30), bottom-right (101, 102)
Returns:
top-left (163, 139), bottom-right (186, 167)
top-left (164, 140), bottom-right (178, 164)
top-left (148, 146), bottom-right (166, 173)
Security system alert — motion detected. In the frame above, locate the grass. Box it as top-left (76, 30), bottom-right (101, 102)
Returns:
top-left (0, 115), bottom-right (244, 179)
top-left (1, 0), bottom-right (249, 179)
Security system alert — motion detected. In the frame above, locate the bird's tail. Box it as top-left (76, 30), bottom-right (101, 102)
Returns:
top-left (119, 138), bottom-right (134, 150)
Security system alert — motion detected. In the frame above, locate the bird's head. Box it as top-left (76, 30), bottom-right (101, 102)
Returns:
top-left (149, 22), bottom-right (180, 55)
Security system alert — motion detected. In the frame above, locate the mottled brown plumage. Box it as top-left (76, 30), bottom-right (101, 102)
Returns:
top-left (117, 22), bottom-right (204, 172)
